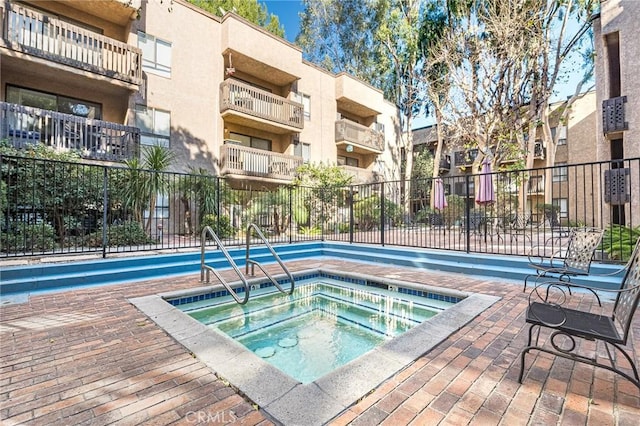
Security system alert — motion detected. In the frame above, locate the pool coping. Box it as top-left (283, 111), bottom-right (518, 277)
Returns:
top-left (129, 268), bottom-right (500, 425)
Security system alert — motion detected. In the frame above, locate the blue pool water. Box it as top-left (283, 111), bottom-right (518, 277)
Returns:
top-left (175, 277), bottom-right (457, 383)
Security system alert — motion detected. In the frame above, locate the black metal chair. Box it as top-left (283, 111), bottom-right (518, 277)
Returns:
top-left (523, 227), bottom-right (604, 292)
top-left (518, 240), bottom-right (640, 391)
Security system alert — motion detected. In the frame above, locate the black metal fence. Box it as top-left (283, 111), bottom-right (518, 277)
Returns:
top-left (1, 153), bottom-right (638, 262)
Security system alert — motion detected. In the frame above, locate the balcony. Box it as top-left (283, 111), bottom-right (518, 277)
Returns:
top-left (338, 165), bottom-right (381, 184)
top-left (602, 96), bottom-right (628, 135)
top-left (335, 119), bottom-right (383, 154)
top-left (454, 149), bottom-right (478, 167)
top-left (219, 79), bottom-right (304, 134)
top-left (498, 141), bottom-right (545, 164)
top-left (439, 155), bottom-right (451, 172)
top-left (1, 102), bottom-right (140, 161)
top-left (1, 2), bottom-right (142, 86)
top-left (528, 176), bottom-right (545, 194)
top-left (220, 142), bottom-right (302, 182)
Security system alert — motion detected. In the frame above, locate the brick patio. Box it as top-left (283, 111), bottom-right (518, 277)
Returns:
top-left (1, 257), bottom-right (639, 425)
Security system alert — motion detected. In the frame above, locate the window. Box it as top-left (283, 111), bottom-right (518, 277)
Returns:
top-left (229, 132), bottom-right (272, 151)
top-left (552, 162), bottom-right (568, 182)
top-left (136, 105), bottom-right (170, 147)
top-left (454, 181), bottom-right (475, 197)
top-left (7, 86), bottom-right (102, 119)
top-left (294, 142), bottom-right (310, 163)
top-left (293, 93), bottom-right (311, 120)
top-left (138, 31), bottom-right (171, 77)
top-left (552, 126), bottom-right (567, 145)
top-left (337, 155), bottom-right (359, 167)
top-left (552, 198), bottom-right (568, 219)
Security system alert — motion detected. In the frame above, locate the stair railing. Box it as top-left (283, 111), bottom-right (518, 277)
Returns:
top-left (245, 223), bottom-right (295, 295)
top-left (200, 226), bottom-right (249, 304)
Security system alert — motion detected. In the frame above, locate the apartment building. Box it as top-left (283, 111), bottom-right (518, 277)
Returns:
top-left (412, 92), bottom-right (597, 220)
top-left (593, 0), bottom-right (639, 226)
top-left (0, 0), bottom-right (400, 190)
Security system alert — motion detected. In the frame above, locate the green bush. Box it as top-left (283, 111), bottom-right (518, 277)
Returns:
top-left (105, 221), bottom-right (154, 246)
top-left (299, 225), bottom-right (321, 236)
top-left (354, 195), bottom-right (402, 231)
top-left (600, 224), bottom-right (640, 261)
top-left (201, 214), bottom-right (236, 239)
top-left (1, 222), bottom-right (56, 252)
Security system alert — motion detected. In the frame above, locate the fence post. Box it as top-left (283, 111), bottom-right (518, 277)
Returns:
top-left (465, 174), bottom-right (471, 253)
top-left (216, 176), bottom-right (221, 239)
top-left (380, 182), bottom-right (385, 246)
top-left (102, 166), bottom-right (108, 258)
top-left (289, 185), bottom-right (293, 244)
top-left (321, 188), bottom-right (325, 241)
top-left (349, 185), bottom-right (354, 244)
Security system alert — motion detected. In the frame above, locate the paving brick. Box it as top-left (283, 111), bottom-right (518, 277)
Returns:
top-left (2, 258), bottom-right (639, 425)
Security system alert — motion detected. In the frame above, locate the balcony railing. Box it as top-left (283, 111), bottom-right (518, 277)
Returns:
top-left (338, 165), bottom-right (381, 184)
top-left (1, 2), bottom-right (142, 84)
top-left (602, 96), bottom-right (628, 134)
top-left (439, 155), bottom-right (451, 171)
top-left (454, 149), bottom-right (478, 167)
top-left (220, 141), bottom-right (302, 181)
top-left (528, 176), bottom-right (544, 194)
top-left (1, 102), bottom-right (140, 161)
top-left (334, 119), bottom-right (384, 153)
top-left (219, 79), bottom-right (304, 129)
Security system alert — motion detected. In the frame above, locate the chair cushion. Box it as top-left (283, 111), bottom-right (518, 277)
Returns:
top-left (526, 302), bottom-right (622, 344)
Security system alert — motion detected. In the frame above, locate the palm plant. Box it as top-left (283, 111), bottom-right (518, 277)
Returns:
top-left (142, 145), bottom-right (175, 233)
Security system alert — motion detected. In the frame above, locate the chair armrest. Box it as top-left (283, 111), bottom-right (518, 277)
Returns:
top-left (527, 245), bottom-right (564, 267)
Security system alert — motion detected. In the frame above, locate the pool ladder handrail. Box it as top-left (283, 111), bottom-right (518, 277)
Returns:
top-left (200, 226), bottom-right (249, 304)
top-left (245, 223), bottom-right (295, 295)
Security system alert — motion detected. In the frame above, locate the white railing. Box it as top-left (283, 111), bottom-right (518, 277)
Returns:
top-left (2, 2), bottom-right (142, 83)
top-left (219, 79), bottom-right (304, 129)
top-left (334, 119), bottom-right (384, 152)
top-left (1, 102), bottom-right (140, 161)
top-left (220, 142), bottom-right (302, 180)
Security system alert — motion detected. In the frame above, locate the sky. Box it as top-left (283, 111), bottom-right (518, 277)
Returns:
top-left (262, 1), bottom-right (305, 43)
top-left (259, 1), bottom-right (590, 129)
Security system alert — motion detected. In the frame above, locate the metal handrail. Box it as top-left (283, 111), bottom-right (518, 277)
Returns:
top-left (200, 226), bottom-right (249, 304)
top-left (245, 223), bottom-right (295, 295)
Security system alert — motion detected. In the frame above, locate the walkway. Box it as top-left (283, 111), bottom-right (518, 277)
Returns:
top-left (1, 258), bottom-right (638, 425)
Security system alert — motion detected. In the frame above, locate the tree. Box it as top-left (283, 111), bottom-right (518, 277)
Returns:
top-left (177, 167), bottom-right (219, 235)
top-left (294, 162), bottom-right (353, 231)
top-left (296, 0), bottom-right (389, 90)
top-left (186, 0), bottom-right (285, 38)
top-left (120, 145), bottom-right (175, 234)
top-left (374, 0), bottom-right (424, 211)
top-left (425, 0), bottom-right (596, 216)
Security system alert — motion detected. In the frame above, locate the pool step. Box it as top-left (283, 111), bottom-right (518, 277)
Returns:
top-left (321, 242), bottom-right (625, 290)
top-left (0, 243), bottom-right (322, 295)
top-left (0, 241), bottom-right (626, 295)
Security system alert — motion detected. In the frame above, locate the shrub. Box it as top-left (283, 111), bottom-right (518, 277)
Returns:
top-left (1, 222), bottom-right (56, 252)
top-left (106, 221), bottom-right (154, 246)
top-left (354, 195), bottom-right (402, 231)
top-left (600, 224), bottom-right (640, 262)
top-left (201, 214), bottom-right (235, 239)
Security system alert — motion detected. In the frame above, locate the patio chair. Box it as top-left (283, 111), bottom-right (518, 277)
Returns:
top-left (459, 211), bottom-right (485, 239)
top-left (518, 240), bottom-right (640, 391)
top-left (523, 227), bottom-right (604, 292)
top-left (504, 212), bottom-right (532, 243)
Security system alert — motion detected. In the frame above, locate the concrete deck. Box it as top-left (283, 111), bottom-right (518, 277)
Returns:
top-left (1, 258), bottom-right (639, 425)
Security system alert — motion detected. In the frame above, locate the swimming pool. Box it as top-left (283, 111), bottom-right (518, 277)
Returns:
top-left (173, 274), bottom-right (458, 383)
top-left (131, 268), bottom-right (499, 425)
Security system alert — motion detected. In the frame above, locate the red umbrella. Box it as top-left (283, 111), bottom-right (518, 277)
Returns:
top-left (433, 178), bottom-right (447, 211)
top-left (475, 160), bottom-right (495, 205)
